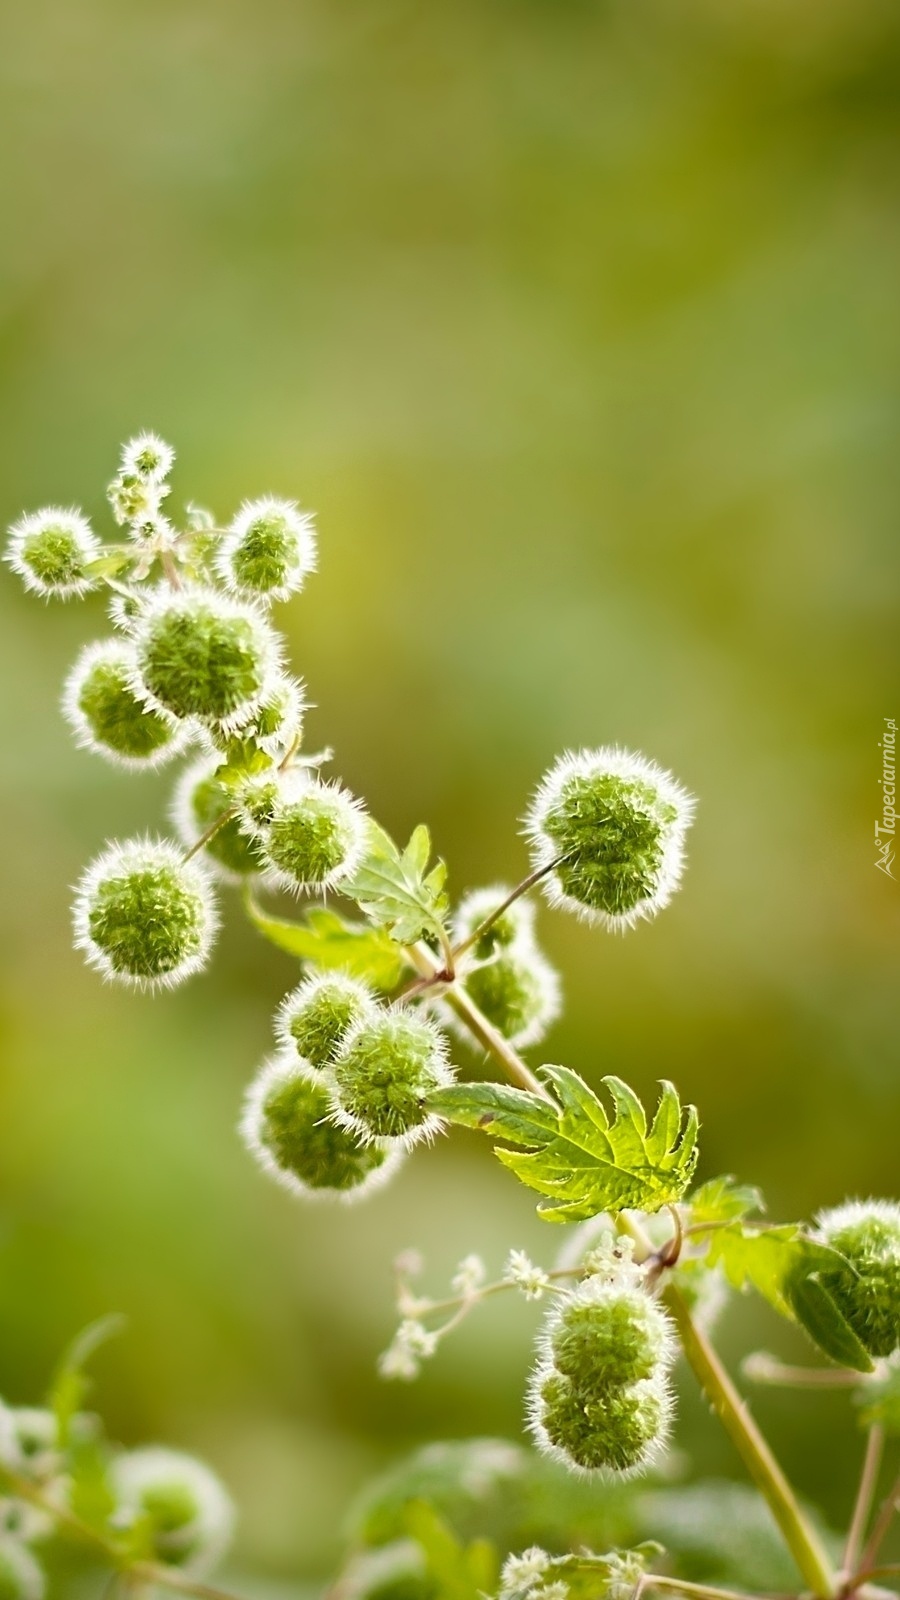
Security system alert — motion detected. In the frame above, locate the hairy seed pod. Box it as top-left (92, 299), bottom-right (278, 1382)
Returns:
top-left (452, 885), bottom-right (537, 958)
top-left (5, 508), bottom-right (100, 600)
top-left (461, 946), bottom-right (560, 1049)
top-left (171, 755), bottom-right (267, 882)
top-left (120, 432), bottom-right (175, 482)
top-left (524, 748), bottom-right (694, 931)
top-left (62, 640), bottom-right (186, 769)
top-left (73, 838), bottom-right (217, 990)
top-left (241, 1055), bottom-right (403, 1201)
top-left (132, 586), bottom-right (280, 724)
top-left (0, 1538), bottom-right (45, 1600)
top-left (275, 972), bottom-right (377, 1070)
top-left (330, 1010), bottom-right (454, 1148)
top-left (110, 1448), bottom-right (234, 1575)
top-left (210, 673), bottom-right (306, 760)
top-left (816, 1200), bottom-right (900, 1358)
top-left (256, 777), bottom-right (366, 893)
top-left (216, 496), bottom-right (316, 601)
top-left (528, 1280), bottom-right (675, 1477)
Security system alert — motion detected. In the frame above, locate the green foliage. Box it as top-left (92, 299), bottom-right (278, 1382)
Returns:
top-left (345, 822), bottom-right (449, 946)
top-left (401, 1503), bottom-right (497, 1600)
top-left (244, 897), bottom-right (406, 989)
top-left (48, 1315), bottom-right (125, 1449)
top-left (688, 1175), bottom-right (765, 1226)
top-left (430, 1070), bottom-right (699, 1221)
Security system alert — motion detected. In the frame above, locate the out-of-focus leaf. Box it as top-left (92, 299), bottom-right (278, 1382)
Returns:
top-left (344, 821), bottom-right (449, 945)
top-left (244, 894), bottom-right (406, 989)
top-left (689, 1175), bottom-right (764, 1225)
top-left (47, 1314), bottom-right (126, 1446)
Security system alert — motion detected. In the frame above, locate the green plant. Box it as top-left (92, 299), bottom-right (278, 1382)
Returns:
top-left (6, 437), bottom-right (900, 1600)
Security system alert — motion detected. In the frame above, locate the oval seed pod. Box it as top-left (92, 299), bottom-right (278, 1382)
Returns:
top-left (5, 508), bottom-right (100, 600)
top-left (110, 1447), bottom-right (234, 1575)
top-left (330, 1010), bottom-right (454, 1148)
top-left (241, 1055), bottom-right (404, 1202)
top-left (73, 837), bottom-right (218, 990)
top-left (216, 496), bottom-right (316, 602)
top-left (62, 639), bottom-right (187, 769)
top-left (255, 776), bottom-right (367, 894)
top-left (274, 971), bottom-right (377, 1071)
top-left (170, 755), bottom-right (267, 883)
top-left (524, 748), bottom-right (695, 931)
top-left (816, 1200), bottom-right (900, 1359)
top-left (461, 946), bottom-right (560, 1049)
top-left (527, 1279), bottom-right (675, 1478)
top-left (132, 586), bottom-right (280, 724)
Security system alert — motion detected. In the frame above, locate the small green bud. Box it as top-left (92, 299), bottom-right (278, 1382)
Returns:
top-left (133, 586), bottom-right (280, 723)
top-left (331, 1010), bottom-right (454, 1148)
top-left (275, 971), bottom-right (377, 1070)
top-left (171, 755), bottom-right (268, 882)
top-left (110, 1447), bottom-right (234, 1575)
top-left (461, 946), bottom-right (560, 1049)
top-left (62, 640), bottom-right (186, 769)
top-left (524, 748), bottom-right (694, 930)
top-left (209, 672), bottom-right (306, 760)
top-left (241, 1055), bottom-right (404, 1201)
top-left (73, 838), bottom-right (218, 990)
top-left (120, 432), bottom-right (175, 482)
top-left (107, 472), bottom-right (169, 528)
top-left (216, 496), bottom-right (316, 601)
top-left (816, 1200), bottom-right (900, 1359)
top-left (0, 1539), bottom-right (44, 1600)
top-left (255, 776), bottom-right (367, 893)
top-left (452, 885), bottom-right (537, 958)
top-left (108, 590), bottom-right (145, 631)
top-left (528, 1281), bottom-right (675, 1477)
top-left (5, 508), bottom-right (100, 599)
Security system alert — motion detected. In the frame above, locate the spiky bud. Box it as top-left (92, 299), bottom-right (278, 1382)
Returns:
top-left (816, 1200), bottom-right (900, 1358)
top-left (275, 971), bottom-right (377, 1070)
top-left (254, 776), bottom-right (366, 893)
top-left (528, 1280), bottom-right (675, 1477)
top-left (5, 509), bottom-right (100, 600)
top-left (132, 587), bottom-right (280, 723)
top-left (107, 474), bottom-right (169, 529)
top-left (120, 433), bottom-right (175, 482)
top-left (461, 946), bottom-right (560, 1049)
top-left (452, 885), bottom-right (537, 958)
top-left (73, 838), bottom-right (217, 990)
top-left (209, 673), bottom-right (306, 760)
top-left (330, 1011), bottom-right (454, 1148)
top-left (216, 497), bottom-right (316, 601)
top-left (524, 748), bottom-right (694, 930)
top-left (241, 1055), bottom-right (404, 1201)
top-left (170, 755), bottom-right (267, 882)
top-left (108, 590), bottom-right (144, 631)
top-left (0, 1539), bottom-right (44, 1600)
top-left (110, 1447), bottom-right (233, 1575)
top-left (62, 640), bottom-right (186, 769)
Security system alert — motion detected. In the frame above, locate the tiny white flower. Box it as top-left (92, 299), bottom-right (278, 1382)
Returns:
top-left (500, 1548), bottom-right (552, 1599)
top-left (120, 432), bottom-right (176, 482)
top-left (451, 1254), bottom-right (486, 1297)
top-left (505, 1249), bottom-right (550, 1300)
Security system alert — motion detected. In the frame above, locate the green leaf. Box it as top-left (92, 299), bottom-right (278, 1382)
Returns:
top-left (689, 1175), bottom-right (765, 1225)
top-left (402, 1502), bottom-right (498, 1600)
top-left (856, 1362), bottom-right (900, 1434)
top-left (783, 1246), bottom-right (875, 1374)
top-left (84, 549), bottom-right (134, 579)
top-left (344, 820), bottom-right (450, 945)
top-left (244, 896), bottom-right (406, 990)
top-left (48, 1314), bottom-right (126, 1445)
top-left (430, 1069), bottom-right (699, 1221)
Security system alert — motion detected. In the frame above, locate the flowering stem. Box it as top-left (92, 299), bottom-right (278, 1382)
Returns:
top-left (450, 856), bottom-right (568, 962)
top-left (843, 1427), bottom-right (885, 1580)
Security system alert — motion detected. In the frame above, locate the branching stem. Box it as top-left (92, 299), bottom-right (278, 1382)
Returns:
top-left (182, 808), bottom-right (237, 864)
top-left (844, 1427), bottom-right (885, 1580)
top-left (449, 855), bottom-right (568, 961)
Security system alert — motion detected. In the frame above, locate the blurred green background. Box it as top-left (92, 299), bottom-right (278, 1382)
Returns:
top-left (1, 0), bottom-right (899, 1587)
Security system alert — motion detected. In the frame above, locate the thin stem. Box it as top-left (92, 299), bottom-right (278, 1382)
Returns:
top-left (844, 1427), bottom-right (885, 1580)
top-left (405, 941), bottom-right (549, 1099)
top-left (859, 1474), bottom-right (900, 1580)
top-left (641, 1576), bottom-right (785, 1600)
top-left (851, 1566), bottom-right (900, 1589)
top-left (450, 856), bottom-right (567, 961)
top-left (182, 808), bottom-right (237, 864)
top-left (743, 1353), bottom-right (861, 1389)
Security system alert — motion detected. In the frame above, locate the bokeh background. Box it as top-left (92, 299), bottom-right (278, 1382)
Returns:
top-left (1, 0), bottom-right (899, 1589)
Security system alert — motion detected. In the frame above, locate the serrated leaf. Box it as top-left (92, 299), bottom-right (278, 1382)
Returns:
top-left (244, 895), bottom-right (406, 990)
top-left (430, 1069), bottom-right (699, 1221)
top-left (344, 820), bottom-right (450, 945)
top-left (689, 1175), bottom-right (765, 1226)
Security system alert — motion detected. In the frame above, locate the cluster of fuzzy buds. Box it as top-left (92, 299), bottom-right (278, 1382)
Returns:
top-left (450, 887), bottom-right (560, 1049)
top-left (528, 1276), bottom-right (676, 1477)
top-left (524, 747), bottom-right (694, 930)
top-left (816, 1199), bottom-right (900, 1359)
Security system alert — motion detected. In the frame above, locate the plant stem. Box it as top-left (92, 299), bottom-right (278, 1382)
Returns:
top-left (450, 856), bottom-right (567, 961)
top-left (844, 1427), bottom-right (885, 1579)
top-left (182, 808), bottom-right (237, 864)
top-left (859, 1474), bottom-right (900, 1580)
top-left (641, 1576), bottom-right (786, 1600)
top-left (405, 940), bottom-right (549, 1099)
top-left (742, 1353), bottom-right (860, 1389)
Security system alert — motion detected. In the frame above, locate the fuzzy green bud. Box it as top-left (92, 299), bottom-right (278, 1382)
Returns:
top-left (275, 972), bottom-right (377, 1070)
top-left (461, 947), bottom-right (560, 1049)
top-left (241, 1055), bottom-right (403, 1201)
top-left (528, 1281), bottom-right (675, 1477)
top-left (816, 1200), bottom-right (900, 1359)
top-left (73, 838), bottom-right (217, 990)
top-left (120, 432), bottom-right (175, 482)
top-left (6, 508), bottom-right (100, 599)
top-left (171, 755), bottom-right (267, 882)
top-left (133, 587), bottom-right (280, 723)
top-left (524, 748), bottom-right (694, 930)
top-left (216, 496), bottom-right (316, 601)
top-left (210, 673), bottom-right (306, 760)
top-left (255, 776), bottom-right (366, 893)
top-left (63, 640), bottom-right (185, 769)
top-left (110, 1448), bottom-right (233, 1575)
top-left (330, 1011), bottom-right (454, 1148)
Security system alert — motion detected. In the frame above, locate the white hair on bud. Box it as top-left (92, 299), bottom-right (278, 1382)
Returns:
top-left (110, 1446), bottom-right (234, 1576)
top-left (5, 508), bottom-right (101, 599)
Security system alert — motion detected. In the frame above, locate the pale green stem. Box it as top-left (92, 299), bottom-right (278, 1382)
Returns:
top-left (859, 1474), bottom-right (900, 1581)
top-left (640, 1576), bottom-right (787, 1600)
top-left (843, 1427), bottom-right (885, 1580)
top-left (450, 856), bottom-right (567, 962)
top-left (181, 807), bottom-right (237, 864)
top-left (405, 940), bottom-right (549, 1098)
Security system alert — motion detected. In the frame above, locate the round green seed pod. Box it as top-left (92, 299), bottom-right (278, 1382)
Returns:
top-left (461, 947), bottom-right (560, 1049)
top-left (216, 496), bottom-right (317, 601)
top-left (241, 1055), bottom-right (404, 1201)
top-left (133, 586), bottom-right (280, 723)
top-left (330, 1010), bottom-right (454, 1148)
top-left (110, 1447), bottom-right (233, 1575)
top-left (527, 1280), bottom-right (675, 1478)
top-left (209, 673), bottom-right (306, 760)
top-left (256, 777), bottom-right (367, 893)
top-left (524, 748), bottom-right (694, 931)
top-left (171, 755), bottom-right (267, 883)
top-left (275, 972), bottom-right (377, 1071)
top-left (452, 885), bottom-right (537, 958)
top-left (0, 1539), bottom-right (44, 1600)
top-left (73, 838), bottom-right (217, 990)
top-left (816, 1200), bottom-right (900, 1359)
top-left (62, 640), bottom-right (186, 769)
top-left (5, 508), bottom-right (100, 599)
